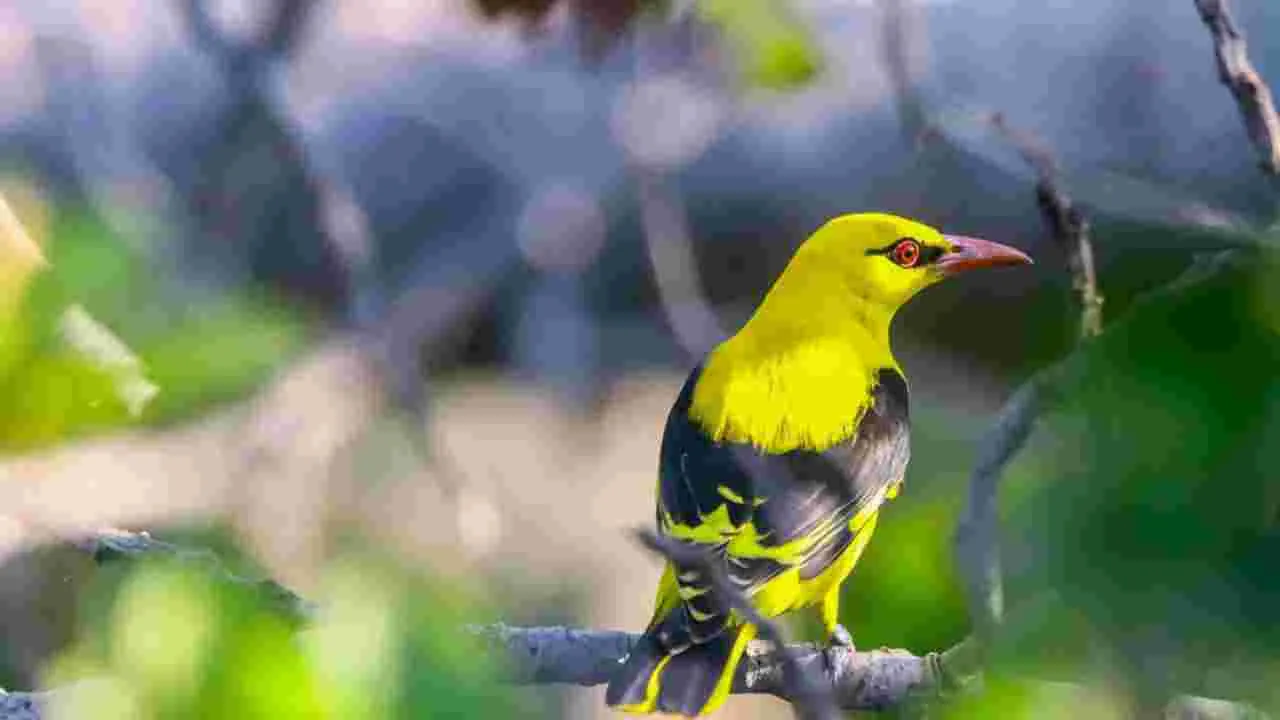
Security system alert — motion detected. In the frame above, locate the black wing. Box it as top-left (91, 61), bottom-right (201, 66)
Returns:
top-left (652, 366), bottom-right (911, 648)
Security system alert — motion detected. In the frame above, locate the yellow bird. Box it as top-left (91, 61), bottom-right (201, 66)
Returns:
top-left (606, 213), bottom-right (1031, 716)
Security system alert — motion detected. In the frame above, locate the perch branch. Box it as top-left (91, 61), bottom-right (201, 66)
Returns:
top-left (469, 622), bottom-right (968, 712)
top-left (1194, 0), bottom-right (1280, 175)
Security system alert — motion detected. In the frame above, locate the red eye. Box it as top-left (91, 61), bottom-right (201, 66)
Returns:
top-left (891, 239), bottom-right (921, 268)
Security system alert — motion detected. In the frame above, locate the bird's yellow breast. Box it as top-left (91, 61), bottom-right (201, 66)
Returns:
top-left (686, 246), bottom-right (899, 454)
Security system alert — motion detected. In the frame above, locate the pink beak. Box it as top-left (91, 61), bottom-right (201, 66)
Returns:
top-left (938, 235), bottom-right (1033, 274)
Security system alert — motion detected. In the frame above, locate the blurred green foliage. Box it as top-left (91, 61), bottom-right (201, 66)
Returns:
top-left (699, 0), bottom-right (821, 90)
top-left (43, 546), bottom-right (539, 720)
top-left (992, 248), bottom-right (1280, 712)
top-left (0, 203), bottom-right (312, 452)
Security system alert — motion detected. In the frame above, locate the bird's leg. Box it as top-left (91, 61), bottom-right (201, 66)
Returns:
top-left (819, 588), bottom-right (855, 672)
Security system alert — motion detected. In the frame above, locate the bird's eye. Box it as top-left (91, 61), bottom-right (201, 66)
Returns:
top-left (891, 238), bottom-right (922, 268)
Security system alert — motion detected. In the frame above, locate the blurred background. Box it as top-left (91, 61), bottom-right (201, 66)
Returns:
top-left (0, 0), bottom-right (1278, 718)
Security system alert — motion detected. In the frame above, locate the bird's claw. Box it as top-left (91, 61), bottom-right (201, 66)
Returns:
top-left (828, 624), bottom-right (854, 648)
top-left (823, 624), bottom-right (855, 672)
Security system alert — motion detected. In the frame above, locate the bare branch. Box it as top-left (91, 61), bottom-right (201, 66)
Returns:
top-left (634, 168), bottom-right (726, 359)
top-left (952, 368), bottom-right (1053, 636)
top-left (179, 0), bottom-right (318, 69)
top-left (470, 621), bottom-right (966, 712)
top-left (0, 692), bottom-right (41, 720)
top-left (957, 114), bottom-right (1105, 637)
top-left (626, 21), bottom-right (727, 360)
top-left (258, 0), bottom-right (320, 59)
top-left (179, 0), bottom-right (246, 65)
top-left (991, 112), bottom-right (1104, 339)
top-left (1194, 0), bottom-right (1280, 175)
top-left (878, 0), bottom-right (929, 146)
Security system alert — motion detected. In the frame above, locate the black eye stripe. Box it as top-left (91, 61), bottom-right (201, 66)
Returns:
top-left (917, 245), bottom-right (945, 264)
top-left (865, 238), bottom-right (945, 265)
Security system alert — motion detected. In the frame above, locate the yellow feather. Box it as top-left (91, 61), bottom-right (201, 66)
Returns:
top-left (613, 654), bottom-right (673, 715)
top-left (716, 485), bottom-right (747, 504)
top-left (698, 623), bottom-right (758, 716)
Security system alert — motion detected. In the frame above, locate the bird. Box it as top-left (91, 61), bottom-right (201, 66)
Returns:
top-left (605, 212), bottom-right (1031, 717)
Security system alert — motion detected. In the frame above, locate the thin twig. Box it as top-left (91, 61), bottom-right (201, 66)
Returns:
top-left (180, 0), bottom-right (242, 63)
top-left (636, 529), bottom-right (841, 720)
top-left (960, 113), bottom-right (1102, 637)
top-left (627, 21), bottom-right (726, 360)
top-left (258, 0), bottom-right (319, 59)
top-left (180, 0), bottom-right (318, 67)
top-left (952, 367), bottom-right (1054, 637)
top-left (990, 112), bottom-right (1104, 339)
top-left (1194, 0), bottom-right (1280, 175)
top-left (878, 0), bottom-right (929, 146)
top-left (633, 169), bottom-right (726, 359)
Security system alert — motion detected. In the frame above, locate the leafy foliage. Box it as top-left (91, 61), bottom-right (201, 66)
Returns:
top-left (997, 249), bottom-right (1280, 711)
top-left (0, 205), bottom-right (312, 452)
top-left (43, 547), bottom-right (535, 720)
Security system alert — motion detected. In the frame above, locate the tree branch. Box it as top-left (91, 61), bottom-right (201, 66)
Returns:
top-left (952, 368), bottom-right (1051, 637)
top-left (878, 0), bottom-right (929, 147)
top-left (258, 0), bottom-right (319, 59)
top-left (634, 167), bottom-right (726, 359)
top-left (1194, 0), bottom-right (1280, 175)
top-left (179, 0), bottom-right (247, 66)
top-left (0, 691), bottom-right (41, 720)
top-left (958, 112), bottom-right (1104, 645)
top-left (180, 0), bottom-right (318, 72)
top-left (469, 622), bottom-right (968, 711)
top-left (990, 112), bottom-right (1104, 339)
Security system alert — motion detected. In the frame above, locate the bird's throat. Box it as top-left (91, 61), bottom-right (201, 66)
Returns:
top-left (689, 302), bottom-right (897, 454)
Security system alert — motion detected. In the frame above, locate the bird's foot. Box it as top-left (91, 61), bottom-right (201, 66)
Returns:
top-left (823, 624), bottom-right (855, 672)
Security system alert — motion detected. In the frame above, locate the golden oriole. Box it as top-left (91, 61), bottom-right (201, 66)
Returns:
top-left (606, 213), bottom-right (1031, 717)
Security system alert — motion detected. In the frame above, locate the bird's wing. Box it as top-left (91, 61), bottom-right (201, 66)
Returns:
top-left (653, 368), bottom-right (911, 648)
top-left (655, 381), bottom-right (759, 646)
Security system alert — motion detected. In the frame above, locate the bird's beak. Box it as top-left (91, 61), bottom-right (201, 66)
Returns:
top-left (938, 235), bottom-right (1033, 274)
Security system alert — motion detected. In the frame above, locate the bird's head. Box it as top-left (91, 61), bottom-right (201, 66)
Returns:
top-left (791, 212), bottom-right (1032, 312)
top-left (697, 212), bottom-right (1031, 450)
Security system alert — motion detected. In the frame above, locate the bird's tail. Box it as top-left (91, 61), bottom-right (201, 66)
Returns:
top-left (605, 623), bottom-right (757, 717)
